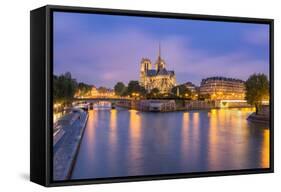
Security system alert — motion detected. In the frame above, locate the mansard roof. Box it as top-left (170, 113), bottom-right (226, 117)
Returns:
top-left (201, 76), bottom-right (245, 84)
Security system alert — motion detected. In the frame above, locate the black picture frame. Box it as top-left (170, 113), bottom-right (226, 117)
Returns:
top-left (30, 4), bottom-right (274, 187)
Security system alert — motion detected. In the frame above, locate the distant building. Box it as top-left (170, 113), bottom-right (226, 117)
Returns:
top-left (139, 45), bottom-right (176, 93)
top-left (75, 86), bottom-right (115, 98)
top-left (199, 76), bottom-right (245, 100)
top-left (182, 82), bottom-right (198, 93)
top-left (90, 86), bottom-right (98, 97)
top-left (97, 87), bottom-right (115, 97)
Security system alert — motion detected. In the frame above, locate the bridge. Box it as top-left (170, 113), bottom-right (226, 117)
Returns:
top-left (73, 97), bottom-right (133, 110)
top-left (73, 97), bottom-right (132, 102)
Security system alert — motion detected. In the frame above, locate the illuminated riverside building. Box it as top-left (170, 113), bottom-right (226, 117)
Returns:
top-left (75, 86), bottom-right (115, 98)
top-left (90, 86), bottom-right (99, 97)
top-left (139, 45), bottom-right (176, 93)
top-left (199, 77), bottom-right (246, 100)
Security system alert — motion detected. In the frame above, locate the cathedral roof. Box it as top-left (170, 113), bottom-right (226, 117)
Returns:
top-left (146, 68), bottom-right (175, 77)
top-left (157, 68), bottom-right (168, 75)
top-left (146, 69), bottom-right (157, 76)
top-left (168, 70), bottom-right (175, 75)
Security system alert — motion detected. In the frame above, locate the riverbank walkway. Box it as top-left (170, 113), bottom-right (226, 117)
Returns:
top-left (53, 110), bottom-right (88, 181)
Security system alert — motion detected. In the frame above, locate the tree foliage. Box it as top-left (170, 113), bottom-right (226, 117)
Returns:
top-left (151, 88), bottom-right (160, 95)
top-left (114, 82), bottom-right (126, 96)
top-left (76, 82), bottom-right (92, 97)
top-left (53, 72), bottom-right (77, 105)
top-left (171, 84), bottom-right (191, 98)
top-left (245, 73), bottom-right (269, 114)
top-left (146, 88), bottom-right (160, 98)
top-left (97, 86), bottom-right (110, 93)
top-left (126, 80), bottom-right (146, 96)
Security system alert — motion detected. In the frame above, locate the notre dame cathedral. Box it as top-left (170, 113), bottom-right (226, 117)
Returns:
top-left (139, 45), bottom-right (176, 93)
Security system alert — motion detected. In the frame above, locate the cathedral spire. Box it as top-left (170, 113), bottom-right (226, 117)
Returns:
top-left (156, 42), bottom-right (166, 71)
top-left (158, 42), bottom-right (161, 59)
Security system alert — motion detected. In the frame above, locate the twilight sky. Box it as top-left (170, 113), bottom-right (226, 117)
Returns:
top-left (53, 11), bottom-right (269, 88)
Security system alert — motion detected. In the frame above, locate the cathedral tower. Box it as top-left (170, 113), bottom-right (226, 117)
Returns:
top-left (140, 58), bottom-right (152, 87)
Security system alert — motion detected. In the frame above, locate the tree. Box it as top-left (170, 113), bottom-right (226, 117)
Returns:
top-left (147, 88), bottom-right (160, 98)
top-left (151, 88), bottom-right (160, 95)
top-left (171, 84), bottom-right (191, 98)
top-left (245, 73), bottom-right (269, 114)
top-left (127, 80), bottom-right (146, 97)
top-left (114, 82), bottom-right (126, 96)
top-left (53, 72), bottom-right (77, 106)
top-left (97, 86), bottom-right (109, 93)
top-left (77, 82), bottom-right (92, 97)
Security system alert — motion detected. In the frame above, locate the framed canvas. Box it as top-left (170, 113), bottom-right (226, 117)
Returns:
top-left (30, 5), bottom-right (274, 187)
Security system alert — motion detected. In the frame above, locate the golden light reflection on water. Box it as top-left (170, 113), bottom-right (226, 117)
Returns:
top-left (128, 109), bottom-right (142, 173)
top-left (181, 112), bottom-right (190, 160)
top-left (189, 112), bottom-right (200, 163)
top-left (85, 110), bottom-right (98, 158)
top-left (109, 109), bottom-right (117, 146)
top-left (182, 112), bottom-right (189, 132)
top-left (110, 109), bottom-right (117, 128)
top-left (129, 110), bottom-right (141, 139)
top-left (207, 108), bottom-right (270, 170)
top-left (261, 129), bottom-right (270, 168)
top-left (73, 107), bottom-right (271, 178)
top-left (193, 112), bottom-right (199, 138)
top-left (208, 109), bottom-right (219, 168)
top-left (193, 112), bottom-right (199, 125)
top-left (108, 109), bottom-right (118, 170)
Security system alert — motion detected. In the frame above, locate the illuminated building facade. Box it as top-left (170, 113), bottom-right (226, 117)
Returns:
top-left (75, 86), bottom-right (115, 98)
top-left (199, 77), bottom-right (245, 100)
top-left (139, 45), bottom-right (176, 93)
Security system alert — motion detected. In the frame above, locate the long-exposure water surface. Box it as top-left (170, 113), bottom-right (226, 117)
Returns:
top-left (71, 105), bottom-right (269, 179)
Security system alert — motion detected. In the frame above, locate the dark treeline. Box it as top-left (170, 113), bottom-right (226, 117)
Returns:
top-left (53, 72), bottom-right (92, 106)
top-left (114, 81), bottom-right (195, 99)
top-left (76, 82), bottom-right (92, 98)
top-left (53, 72), bottom-right (77, 105)
top-left (114, 81), bottom-right (151, 98)
top-left (245, 73), bottom-right (269, 114)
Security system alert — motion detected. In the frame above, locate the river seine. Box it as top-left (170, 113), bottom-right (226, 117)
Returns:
top-left (71, 105), bottom-right (269, 179)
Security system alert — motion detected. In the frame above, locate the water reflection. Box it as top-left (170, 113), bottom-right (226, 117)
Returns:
top-left (84, 110), bottom-right (97, 160)
top-left (108, 109), bottom-right (118, 171)
top-left (261, 129), bottom-right (270, 168)
top-left (208, 109), bottom-right (219, 169)
top-left (72, 107), bottom-right (270, 180)
top-left (128, 109), bottom-right (142, 174)
top-left (181, 112), bottom-right (189, 162)
top-left (129, 110), bottom-right (141, 139)
top-left (109, 109), bottom-right (117, 146)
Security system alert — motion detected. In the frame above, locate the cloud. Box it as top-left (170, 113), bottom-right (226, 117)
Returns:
top-left (166, 46), bottom-right (269, 85)
top-left (243, 27), bottom-right (269, 46)
top-left (54, 15), bottom-right (269, 88)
